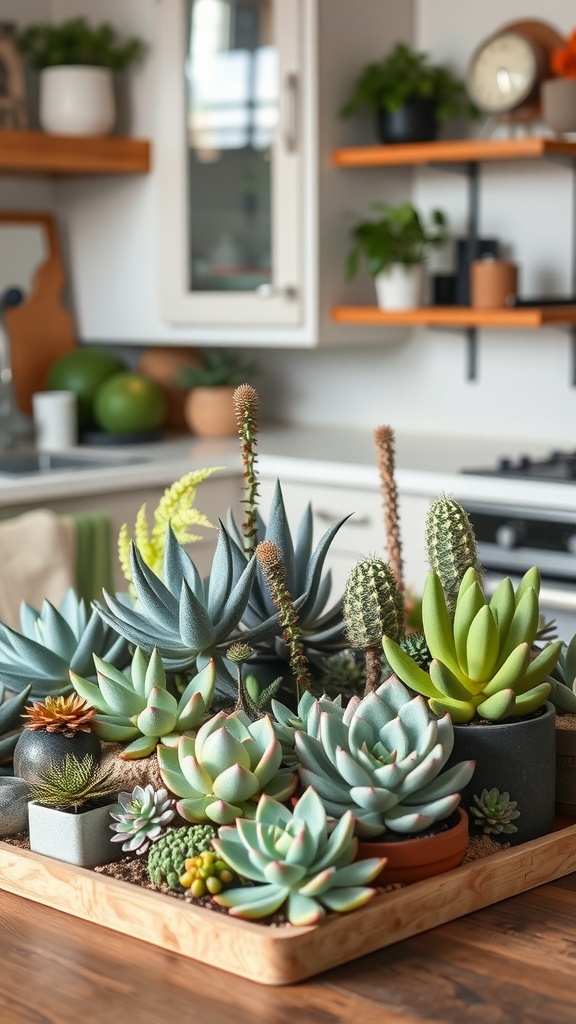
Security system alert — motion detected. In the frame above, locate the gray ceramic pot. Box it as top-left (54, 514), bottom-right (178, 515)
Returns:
top-left (28, 800), bottom-right (121, 867)
top-left (446, 702), bottom-right (556, 846)
top-left (0, 777), bottom-right (30, 837)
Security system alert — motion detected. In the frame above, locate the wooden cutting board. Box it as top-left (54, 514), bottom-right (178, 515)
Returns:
top-left (2, 211), bottom-right (76, 415)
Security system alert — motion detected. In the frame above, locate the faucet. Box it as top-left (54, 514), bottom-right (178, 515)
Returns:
top-left (0, 287), bottom-right (32, 450)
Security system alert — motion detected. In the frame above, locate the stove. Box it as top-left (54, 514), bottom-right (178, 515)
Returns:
top-left (463, 450), bottom-right (576, 483)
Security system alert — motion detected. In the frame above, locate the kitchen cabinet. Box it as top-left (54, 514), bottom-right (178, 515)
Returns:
top-left (330, 137), bottom-right (576, 380)
top-left (257, 476), bottom-right (430, 599)
top-left (154, 0), bottom-right (412, 346)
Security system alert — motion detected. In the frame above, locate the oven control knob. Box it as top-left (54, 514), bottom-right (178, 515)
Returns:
top-left (495, 523), bottom-right (523, 549)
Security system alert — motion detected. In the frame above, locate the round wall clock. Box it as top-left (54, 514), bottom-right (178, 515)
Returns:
top-left (467, 31), bottom-right (545, 113)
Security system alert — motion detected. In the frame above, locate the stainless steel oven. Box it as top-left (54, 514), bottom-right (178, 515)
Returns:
top-left (462, 501), bottom-right (576, 642)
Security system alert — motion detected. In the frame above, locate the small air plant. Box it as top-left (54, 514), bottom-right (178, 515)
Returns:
top-left (109, 784), bottom-right (176, 855)
top-left (470, 788), bottom-right (520, 836)
top-left (28, 753), bottom-right (117, 813)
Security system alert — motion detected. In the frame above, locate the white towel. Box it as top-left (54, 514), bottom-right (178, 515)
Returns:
top-left (0, 509), bottom-right (75, 628)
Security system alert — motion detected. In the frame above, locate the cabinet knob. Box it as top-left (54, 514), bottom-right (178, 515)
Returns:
top-left (255, 284), bottom-right (297, 300)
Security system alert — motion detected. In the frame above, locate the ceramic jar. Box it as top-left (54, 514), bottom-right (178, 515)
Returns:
top-left (39, 66), bottom-right (116, 136)
top-left (183, 385), bottom-right (238, 437)
top-left (374, 264), bottom-right (425, 310)
top-left (541, 78), bottom-right (576, 136)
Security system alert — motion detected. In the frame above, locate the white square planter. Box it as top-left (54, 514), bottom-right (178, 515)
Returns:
top-left (28, 800), bottom-right (121, 868)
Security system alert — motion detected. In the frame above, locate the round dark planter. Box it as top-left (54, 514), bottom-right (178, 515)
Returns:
top-left (446, 702), bottom-right (556, 846)
top-left (13, 729), bottom-right (102, 783)
top-left (377, 98), bottom-right (439, 144)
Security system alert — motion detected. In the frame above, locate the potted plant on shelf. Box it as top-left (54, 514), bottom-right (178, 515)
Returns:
top-left (17, 17), bottom-right (146, 136)
top-left (340, 41), bottom-right (475, 144)
top-left (177, 349), bottom-right (257, 437)
top-left (346, 201), bottom-right (447, 310)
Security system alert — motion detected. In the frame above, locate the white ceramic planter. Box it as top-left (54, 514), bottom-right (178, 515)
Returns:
top-left (28, 800), bottom-right (121, 867)
top-left (39, 66), bottom-right (116, 136)
top-left (541, 78), bottom-right (576, 137)
top-left (374, 264), bottom-right (425, 311)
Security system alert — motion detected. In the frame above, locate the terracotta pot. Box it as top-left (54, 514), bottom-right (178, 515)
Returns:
top-left (470, 258), bottom-right (518, 308)
top-left (183, 385), bottom-right (238, 437)
top-left (354, 806), bottom-right (469, 884)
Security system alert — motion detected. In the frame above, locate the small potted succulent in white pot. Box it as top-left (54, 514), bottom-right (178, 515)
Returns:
top-left (27, 752), bottom-right (120, 867)
top-left (346, 201), bottom-right (447, 311)
top-left (17, 17), bottom-right (145, 136)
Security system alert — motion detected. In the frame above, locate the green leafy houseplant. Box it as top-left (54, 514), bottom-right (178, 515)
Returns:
top-left (176, 349), bottom-right (256, 390)
top-left (346, 202), bottom-right (447, 281)
top-left (340, 42), bottom-right (473, 121)
top-left (17, 18), bottom-right (145, 70)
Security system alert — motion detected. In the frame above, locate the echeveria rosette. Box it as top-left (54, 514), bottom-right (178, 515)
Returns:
top-left (109, 784), bottom-right (176, 854)
top-left (294, 677), bottom-right (475, 838)
top-left (70, 647), bottom-right (215, 759)
top-left (157, 711), bottom-right (296, 826)
top-left (0, 588), bottom-right (128, 699)
top-left (212, 787), bottom-right (384, 926)
top-left (94, 524), bottom-right (280, 700)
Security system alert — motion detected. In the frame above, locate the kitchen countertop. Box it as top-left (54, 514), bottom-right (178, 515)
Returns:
top-left (0, 425), bottom-right (574, 513)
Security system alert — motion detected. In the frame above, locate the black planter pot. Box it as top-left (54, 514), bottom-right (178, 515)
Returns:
top-left (446, 702), bottom-right (556, 846)
top-left (377, 98), bottom-right (439, 144)
top-left (13, 729), bottom-right (102, 783)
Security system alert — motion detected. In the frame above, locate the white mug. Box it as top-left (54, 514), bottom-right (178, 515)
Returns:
top-left (32, 391), bottom-right (78, 451)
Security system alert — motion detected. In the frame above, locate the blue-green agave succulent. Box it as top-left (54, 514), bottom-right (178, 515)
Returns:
top-left (70, 648), bottom-right (216, 758)
top-left (548, 634), bottom-right (576, 713)
top-left (294, 677), bottom-right (475, 837)
top-left (94, 525), bottom-right (280, 700)
top-left (228, 481), bottom-right (349, 660)
top-left (0, 683), bottom-right (32, 775)
top-left (157, 710), bottom-right (296, 826)
top-left (0, 588), bottom-right (128, 699)
top-left (212, 787), bottom-right (384, 926)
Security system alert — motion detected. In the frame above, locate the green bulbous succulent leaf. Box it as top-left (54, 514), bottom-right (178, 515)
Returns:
top-left (157, 710), bottom-right (297, 826)
top-left (71, 647), bottom-right (216, 758)
top-left (0, 588), bottom-right (128, 699)
top-left (293, 677), bottom-right (474, 836)
top-left (212, 787), bottom-right (384, 926)
top-left (383, 568), bottom-right (557, 722)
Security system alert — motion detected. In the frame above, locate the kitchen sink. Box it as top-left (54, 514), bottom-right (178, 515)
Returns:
top-left (0, 452), bottom-right (146, 476)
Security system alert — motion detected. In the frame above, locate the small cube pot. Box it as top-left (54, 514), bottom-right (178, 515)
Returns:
top-left (28, 800), bottom-right (121, 868)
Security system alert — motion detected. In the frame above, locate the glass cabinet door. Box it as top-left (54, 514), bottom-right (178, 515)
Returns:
top-left (157, 0), bottom-right (302, 327)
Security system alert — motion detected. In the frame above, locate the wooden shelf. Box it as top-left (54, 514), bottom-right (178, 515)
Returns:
top-left (0, 130), bottom-right (151, 176)
top-left (331, 305), bottom-right (576, 328)
top-left (332, 137), bottom-right (576, 168)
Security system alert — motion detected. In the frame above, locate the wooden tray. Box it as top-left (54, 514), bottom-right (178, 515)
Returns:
top-left (1, 825), bottom-right (576, 986)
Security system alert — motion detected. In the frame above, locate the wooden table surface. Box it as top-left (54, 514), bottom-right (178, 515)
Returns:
top-left (1, 873), bottom-right (576, 1024)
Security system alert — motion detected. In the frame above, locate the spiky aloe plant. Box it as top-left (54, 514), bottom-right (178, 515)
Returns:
top-left (470, 788), bottom-right (520, 835)
top-left (95, 524), bottom-right (279, 701)
top-left (71, 648), bottom-right (216, 758)
top-left (28, 753), bottom-right (117, 812)
top-left (157, 710), bottom-right (296, 826)
top-left (0, 684), bottom-right (32, 776)
top-left (343, 557), bottom-right (404, 693)
top-left (295, 676), bottom-right (475, 837)
top-left (0, 588), bottom-right (128, 699)
top-left (212, 787), bottom-right (384, 926)
top-left (109, 784), bottom-right (176, 854)
top-left (426, 497), bottom-right (482, 614)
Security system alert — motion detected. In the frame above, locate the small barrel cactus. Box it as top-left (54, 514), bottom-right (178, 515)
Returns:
top-left (470, 788), bottom-right (520, 836)
top-left (109, 784), bottom-right (176, 855)
top-left (213, 787), bottom-right (385, 926)
top-left (295, 676), bottom-right (475, 837)
top-left (71, 647), bottom-right (216, 758)
top-left (425, 497), bottom-right (482, 613)
top-left (179, 849), bottom-right (235, 896)
top-left (147, 824), bottom-right (217, 889)
top-left (157, 710), bottom-right (296, 826)
top-left (343, 558), bottom-right (404, 692)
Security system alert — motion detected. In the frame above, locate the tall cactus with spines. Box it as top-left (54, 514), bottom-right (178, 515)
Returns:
top-left (425, 497), bottom-right (482, 614)
top-left (343, 557), bottom-right (404, 693)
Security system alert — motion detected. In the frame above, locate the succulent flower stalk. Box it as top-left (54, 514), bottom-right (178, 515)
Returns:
top-left (374, 425), bottom-right (404, 591)
top-left (233, 383), bottom-right (260, 559)
top-left (256, 540), bottom-right (313, 702)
